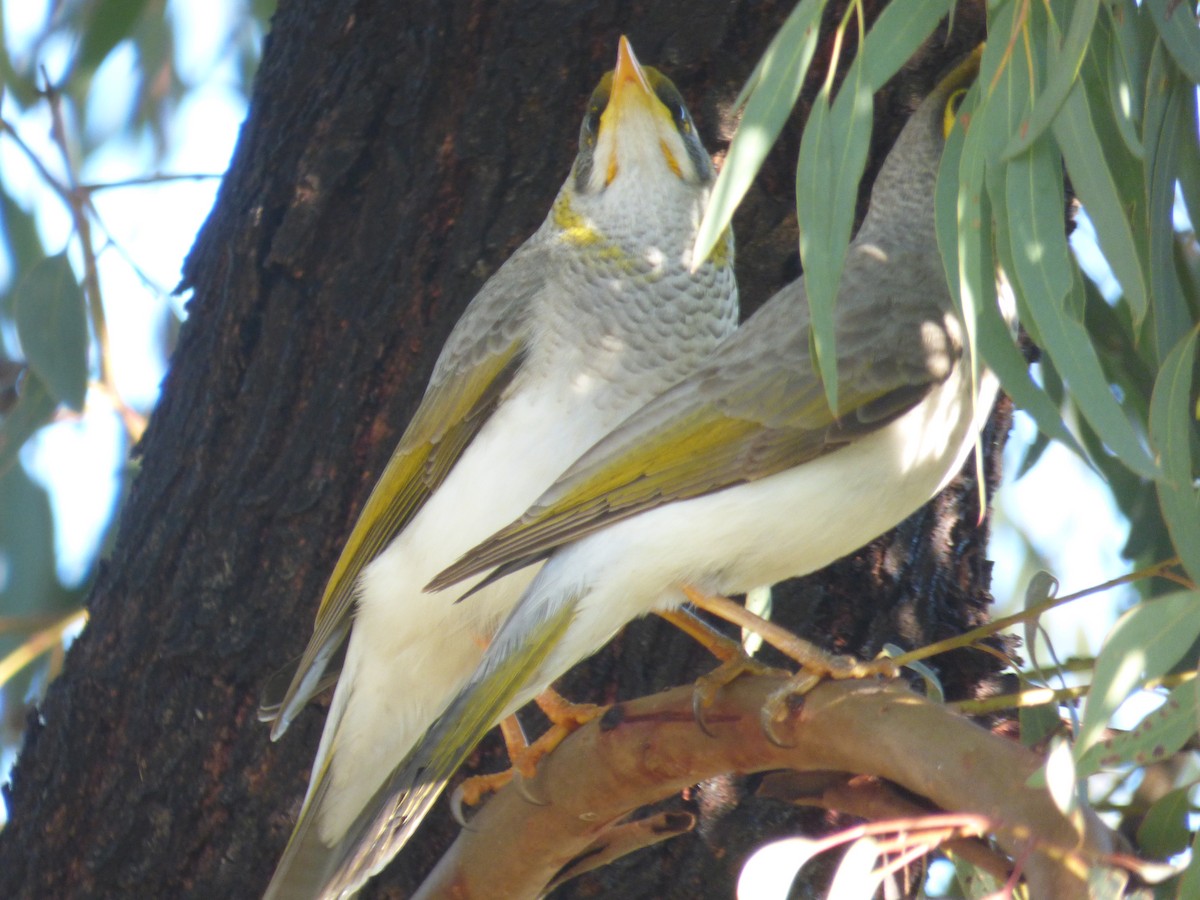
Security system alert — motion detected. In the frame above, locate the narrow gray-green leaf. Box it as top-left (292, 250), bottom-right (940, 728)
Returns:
top-left (77, 0), bottom-right (153, 76)
top-left (795, 0), bottom-right (953, 412)
top-left (854, 0), bottom-right (954, 86)
top-left (0, 370), bottom-right (56, 480)
top-left (1054, 77), bottom-right (1150, 323)
top-left (1006, 137), bottom-right (1158, 479)
top-left (1077, 677), bottom-right (1200, 779)
top-left (936, 81), bottom-right (1081, 457)
top-left (1076, 591), bottom-right (1200, 758)
top-left (1149, 327), bottom-right (1200, 585)
top-left (1177, 86), bottom-right (1200, 230)
top-left (1105, 0), bottom-right (1156, 132)
top-left (12, 254), bottom-right (89, 412)
top-left (1144, 43), bottom-right (1194, 365)
top-left (1137, 785), bottom-right (1195, 858)
top-left (1179, 829), bottom-right (1200, 899)
top-left (796, 73), bottom-right (872, 413)
top-left (1146, 0), bottom-right (1200, 84)
top-left (1003, 0), bottom-right (1101, 158)
top-left (1105, 4), bottom-right (1146, 158)
top-left (694, 0), bottom-right (826, 265)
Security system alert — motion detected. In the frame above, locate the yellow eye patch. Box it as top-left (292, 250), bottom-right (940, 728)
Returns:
top-left (943, 87), bottom-right (969, 138)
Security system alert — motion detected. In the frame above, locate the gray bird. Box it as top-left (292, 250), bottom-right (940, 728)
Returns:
top-left (263, 36), bottom-right (737, 899)
top-left (413, 46), bottom-right (1006, 854)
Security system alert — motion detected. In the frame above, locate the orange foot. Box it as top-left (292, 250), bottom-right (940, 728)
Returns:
top-left (453, 688), bottom-right (606, 816)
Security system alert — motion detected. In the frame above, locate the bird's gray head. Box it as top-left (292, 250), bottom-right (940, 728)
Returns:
top-left (864, 47), bottom-right (983, 235)
top-left (571, 36), bottom-right (714, 197)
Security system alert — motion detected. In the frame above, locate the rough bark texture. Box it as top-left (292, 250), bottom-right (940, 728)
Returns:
top-left (0, 1), bottom-right (999, 898)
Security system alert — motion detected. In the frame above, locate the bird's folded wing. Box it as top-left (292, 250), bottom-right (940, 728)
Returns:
top-left (429, 252), bottom-right (958, 594)
top-left (260, 243), bottom-right (554, 732)
top-left (272, 593), bottom-right (581, 900)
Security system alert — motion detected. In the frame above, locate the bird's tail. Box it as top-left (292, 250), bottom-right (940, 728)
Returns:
top-left (264, 589), bottom-right (581, 898)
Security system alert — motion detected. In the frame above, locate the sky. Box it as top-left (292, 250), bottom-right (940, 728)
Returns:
top-left (2, 0), bottom-right (255, 585)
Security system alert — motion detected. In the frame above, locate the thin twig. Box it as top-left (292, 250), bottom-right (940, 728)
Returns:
top-left (0, 609), bottom-right (87, 687)
top-left (889, 558), bottom-right (1184, 669)
top-left (41, 68), bottom-right (116, 392)
top-left (79, 172), bottom-right (221, 192)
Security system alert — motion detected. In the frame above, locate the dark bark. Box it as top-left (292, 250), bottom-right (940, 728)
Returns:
top-left (0, 1), bottom-right (996, 898)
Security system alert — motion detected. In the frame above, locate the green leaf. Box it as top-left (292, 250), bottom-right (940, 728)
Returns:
top-left (794, 0), bottom-right (953, 412)
top-left (1144, 43), bottom-right (1194, 366)
top-left (12, 254), bottom-right (89, 412)
top-left (1020, 696), bottom-right (1064, 749)
top-left (0, 195), bottom-right (47, 313)
top-left (935, 66), bottom-right (1081, 459)
top-left (1104, 1), bottom-right (1146, 158)
top-left (1077, 677), bottom-right (1200, 778)
top-left (1146, 0), bottom-right (1200, 85)
top-left (75, 0), bottom-right (152, 77)
top-left (1137, 785), bottom-right (1195, 858)
top-left (1137, 782), bottom-right (1195, 859)
top-left (1054, 75), bottom-right (1150, 324)
top-left (1176, 85), bottom-right (1200, 233)
top-left (1149, 327), bottom-right (1200, 585)
top-left (1076, 591), bottom-right (1200, 758)
top-left (693, 0), bottom-right (827, 266)
top-left (852, 0), bottom-right (955, 87)
top-left (1003, 0), bottom-right (1100, 158)
top-left (1179, 829), bottom-right (1200, 899)
top-left (1005, 137), bottom-right (1158, 479)
top-left (795, 70), bottom-right (872, 414)
top-left (951, 850), bottom-right (1006, 899)
top-left (0, 370), bottom-right (57, 480)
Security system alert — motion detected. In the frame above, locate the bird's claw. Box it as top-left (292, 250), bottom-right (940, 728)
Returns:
top-left (692, 654), bottom-right (785, 737)
top-left (513, 767), bottom-right (551, 806)
top-left (759, 671), bottom-right (822, 747)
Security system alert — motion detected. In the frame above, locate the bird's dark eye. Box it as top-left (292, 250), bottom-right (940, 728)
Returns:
top-left (584, 105), bottom-right (602, 136)
top-left (665, 97), bottom-right (691, 135)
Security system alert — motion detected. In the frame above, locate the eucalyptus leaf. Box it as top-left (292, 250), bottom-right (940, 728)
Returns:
top-left (796, 0), bottom-right (953, 412)
top-left (12, 254), bottom-right (89, 412)
top-left (1076, 591), bottom-right (1200, 758)
top-left (795, 71), bottom-right (872, 414)
top-left (1076, 677), bottom-right (1200, 778)
top-left (1144, 43), bottom-right (1194, 365)
top-left (1149, 327), bottom-right (1200, 585)
top-left (1054, 77), bottom-right (1150, 324)
top-left (1145, 0), bottom-right (1200, 84)
top-left (693, 0), bottom-right (827, 266)
top-left (76, 0), bottom-right (152, 77)
top-left (1179, 829), bottom-right (1200, 898)
top-left (1137, 785), bottom-right (1195, 858)
top-left (1006, 138), bottom-right (1158, 479)
top-left (1176, 86), bottom-right (1200, 231)
top-left (1104, 3), bottom-right (1146, 159)
top-left (935, 72), bottom-right (1080, 458)
top-left (1003, 0), bottom-right (1100, 158)
top-left (0, 370), bottom-right (57, 480)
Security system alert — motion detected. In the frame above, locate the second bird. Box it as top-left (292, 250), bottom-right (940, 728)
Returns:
top-left (418, 47), bottom-right (1007, 868)
top-left (263, 37), bottom-right (738, 899)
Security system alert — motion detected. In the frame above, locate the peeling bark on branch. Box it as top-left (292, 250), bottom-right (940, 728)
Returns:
top-left (417, 679), bottom-right (1117, 900)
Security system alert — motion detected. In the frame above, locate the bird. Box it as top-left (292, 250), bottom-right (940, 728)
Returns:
top-left (410, 46), bottom-right (1005, 849)
top-left (262, 36), bottom-right (738, 899)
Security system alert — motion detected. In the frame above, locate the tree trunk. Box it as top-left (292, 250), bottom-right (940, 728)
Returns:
top-left (0, 1), bottom-right (996, 897)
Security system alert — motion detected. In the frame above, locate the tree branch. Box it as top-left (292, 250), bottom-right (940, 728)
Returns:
top-left (415, 677), bottom-right (1120, 899)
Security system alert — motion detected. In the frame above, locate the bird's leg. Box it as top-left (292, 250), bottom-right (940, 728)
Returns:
top-left (679, 586), bottom-right (898, 745)
top-left (453, 688), bottom-right (605, 812)
top-left (655, 607), bottom-right (785, 735)
top-left (681, 586), bottom-right (897, 679)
